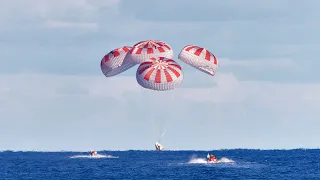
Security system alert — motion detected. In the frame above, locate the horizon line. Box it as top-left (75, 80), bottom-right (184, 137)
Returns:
top-left (1, 147), bottom-right (319, 152)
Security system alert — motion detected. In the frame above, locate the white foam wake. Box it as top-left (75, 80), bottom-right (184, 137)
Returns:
top-left (70, 154), bottom-right (119, 159)
top-left (188, 158), bottom-right (208, 164)
top-left (187, 157), bottom-right (235, 164)
top-left (218, 157), bottom-right (235, 163)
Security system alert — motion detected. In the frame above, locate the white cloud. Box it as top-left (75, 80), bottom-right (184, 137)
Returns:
top-left (118, 0), bottom-right (320, 22)
top-left (0, 0), bottom-right (120, 16)
top-left (220, 58), bottom-right (301, 71)
top-left (179, 73), bottom-right (246, 103)
top-left (0, 0), bottom-right (121, 25)
top-left (1, 72), bottom-right (320, 151)
top-left (43, 20), bottom-right (99, 31)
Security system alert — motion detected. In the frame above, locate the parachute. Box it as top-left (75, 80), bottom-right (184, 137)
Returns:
top-left (136, 57), bottom-right (183, 91)
top-left (100, 46), bottom-right (136, 77)
top-left (99, 40), bottom-right (220, 150)
top-left (124, 40), bottom-right (174, 65)
top-left (178, 45), bottom-right (219, 76)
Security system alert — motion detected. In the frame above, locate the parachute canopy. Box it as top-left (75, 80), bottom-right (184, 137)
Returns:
top-left (136, 57), bottom-right (183, 91)
top-left (100, 46), bottom-right (136, 77)
top-left (178, 45), bottom-right (219, 76)
top-left (124, 40), bottom-right (174, 64)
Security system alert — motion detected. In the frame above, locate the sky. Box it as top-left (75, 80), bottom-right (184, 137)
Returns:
top-left (1, 0), bottom-right (320, 151)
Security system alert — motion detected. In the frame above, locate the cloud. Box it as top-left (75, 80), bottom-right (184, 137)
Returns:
top-left (0, 0), bottom-right (319, 80)
top-left (220, 57), bottom-right (301, 71)
top-left (118, 0), bottom-right (320, 22)
top-left (0, 0), bottom-right (120, 21)
top-left (1, 72), bottom-right (320, 151)
top-left (43, 20), bottom-right (99, 31)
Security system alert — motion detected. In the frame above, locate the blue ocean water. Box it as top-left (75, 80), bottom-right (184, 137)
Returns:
top-left (1, 149), bottom-right (320, 180)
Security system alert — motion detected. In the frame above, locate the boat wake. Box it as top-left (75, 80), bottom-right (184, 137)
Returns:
top-left (70, 154), bottom-right (119, 159)
top-left (188, 157), bottom-right (235, 164)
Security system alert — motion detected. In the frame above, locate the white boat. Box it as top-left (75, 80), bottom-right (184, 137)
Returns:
top-left (155, 142), bottom-right (164, 151)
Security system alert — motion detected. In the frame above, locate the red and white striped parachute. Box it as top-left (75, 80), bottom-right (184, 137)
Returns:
top-left (100, 46), bottom-right (136, 77)
top-left (178, 45), bottom-right (219, 76)
top-left (124, 40), bottom-right (174, 64)
top-left (136, 57), bottom-right (183, 91)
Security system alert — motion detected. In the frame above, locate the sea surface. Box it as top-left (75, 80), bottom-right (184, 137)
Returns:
top-left (1, 149), bottom-right (320, 180)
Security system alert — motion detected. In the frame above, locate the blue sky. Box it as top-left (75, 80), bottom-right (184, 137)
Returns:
top-left (1, 0), bottom-right (320, 151)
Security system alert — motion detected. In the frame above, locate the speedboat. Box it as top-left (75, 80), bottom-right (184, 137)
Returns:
top-left (90, 150), bottom-right (98, 156)
top-left (207, 154), bottom-right (218, 163)
top-left (207, 158), bottom-right (218, 163)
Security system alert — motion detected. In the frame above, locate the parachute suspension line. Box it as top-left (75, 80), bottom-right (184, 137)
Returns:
top-left (138, 85), bottom-right (158, 144)
top-left (162, 90), bottom-right (175, 142)
top-left (150, 91), bottom-right (167, 144)
top-left (135, 53), bottom-right (183, 150)
top-left (156, 90), bottom-right (175, 143)
top-left (158, 129), bottom-right (166, 143)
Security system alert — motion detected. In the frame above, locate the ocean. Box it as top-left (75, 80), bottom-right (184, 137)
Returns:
top-left (1, 149), bottom-right (319, 180)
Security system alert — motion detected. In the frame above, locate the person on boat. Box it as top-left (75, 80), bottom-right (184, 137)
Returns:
top-left (211, 155), bottom-right (218, 162)
top-left (90, 150), bottom-right (96, 156)
top-left (210, 154), bottom-right (215, 161)
top-left (207, 153), bottom-right (210, 160)
top-left (207, 153), bottom-right (218, 162)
